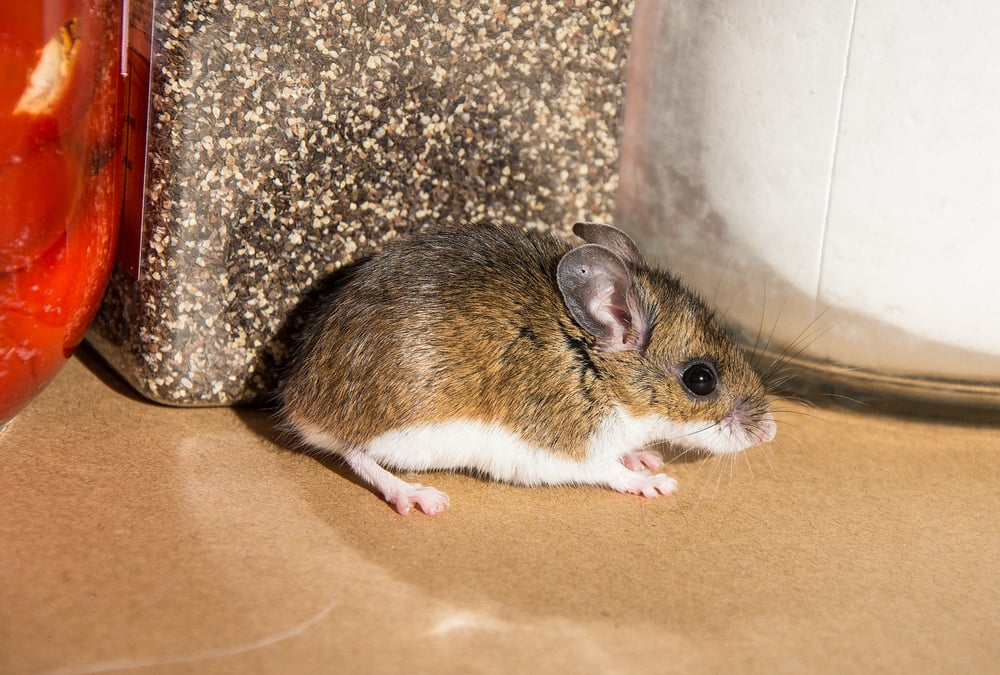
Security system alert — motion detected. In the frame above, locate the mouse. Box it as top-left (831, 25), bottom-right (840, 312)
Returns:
top-left (279, 221), bottom-right (776, 515)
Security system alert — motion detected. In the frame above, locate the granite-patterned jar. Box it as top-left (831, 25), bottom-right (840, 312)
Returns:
top-left (89, 0), bottom-right (634, 405)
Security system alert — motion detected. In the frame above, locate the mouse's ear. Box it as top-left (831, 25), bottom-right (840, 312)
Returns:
top-left (557, 244), bottom-right (648, 352)
top-left (572, 222), bottom-right (642, 266)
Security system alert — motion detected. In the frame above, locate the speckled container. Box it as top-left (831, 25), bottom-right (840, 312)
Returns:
top-left (88, 0), bottom-right (634, 406)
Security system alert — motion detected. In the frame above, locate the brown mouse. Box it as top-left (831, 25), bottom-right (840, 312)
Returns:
top-left (280, 222), bottom-right (776, 515)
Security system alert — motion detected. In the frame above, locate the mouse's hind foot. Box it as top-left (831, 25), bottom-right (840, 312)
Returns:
top-left (387, 482), bottom-right (450, 516)
top-left (343, 447), bottom-right (450, 516)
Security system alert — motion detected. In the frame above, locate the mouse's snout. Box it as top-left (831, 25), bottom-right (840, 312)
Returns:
top-left (719, 402), bottom-right (777, 452)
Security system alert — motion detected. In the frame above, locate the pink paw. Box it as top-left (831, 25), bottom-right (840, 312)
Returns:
top-left (388, 483), bottom-right (450, 516)
top-left (621, 448), bottom-right (665, 472)
top-left (618, 471), bottom-right (678, 498)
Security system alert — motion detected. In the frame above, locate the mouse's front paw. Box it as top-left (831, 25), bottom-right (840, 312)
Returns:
top-left (621, 448), bottom-right (665, 472)
top-left (618, 471), bottom-right (678, 498)
top-left (388, 483), bottom-right (450, 516)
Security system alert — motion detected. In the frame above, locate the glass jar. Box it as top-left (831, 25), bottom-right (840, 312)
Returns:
top-left (617, 0), bottom-right (1000, 412)
top-left (0, 1), bottom-right (124, 427)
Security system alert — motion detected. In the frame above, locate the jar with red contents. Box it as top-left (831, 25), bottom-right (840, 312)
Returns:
top-left (0, 2), bottom-right (124, 427)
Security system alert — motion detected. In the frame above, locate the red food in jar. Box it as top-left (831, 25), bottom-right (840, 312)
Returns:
top-left (0, 2), bottom-right (107, 162)
top-left (0, 0), bottom-right (124, 425)
top-left (0, 142), bottom-right (83, 273)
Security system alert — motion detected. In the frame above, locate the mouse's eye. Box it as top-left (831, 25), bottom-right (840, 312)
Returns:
top-left (681, 362), bottom-right (717, 397)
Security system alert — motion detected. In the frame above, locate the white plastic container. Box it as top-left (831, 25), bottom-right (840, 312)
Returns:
top-left (617, 0), bottom-right (1000, 408)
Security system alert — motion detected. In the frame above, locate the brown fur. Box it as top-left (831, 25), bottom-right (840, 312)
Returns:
top-left (281, 223), bottom-right (770, 457)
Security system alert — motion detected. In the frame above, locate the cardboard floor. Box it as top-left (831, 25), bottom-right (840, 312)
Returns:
top-left (3, 349), bottom-right (999, 674)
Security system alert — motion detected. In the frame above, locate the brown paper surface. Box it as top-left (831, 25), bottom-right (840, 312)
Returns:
top-left (3, 351), bottom-right (999, 673)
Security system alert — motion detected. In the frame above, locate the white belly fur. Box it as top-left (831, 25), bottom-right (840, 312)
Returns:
top-left (295, 408), bottom-right (749, 488)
